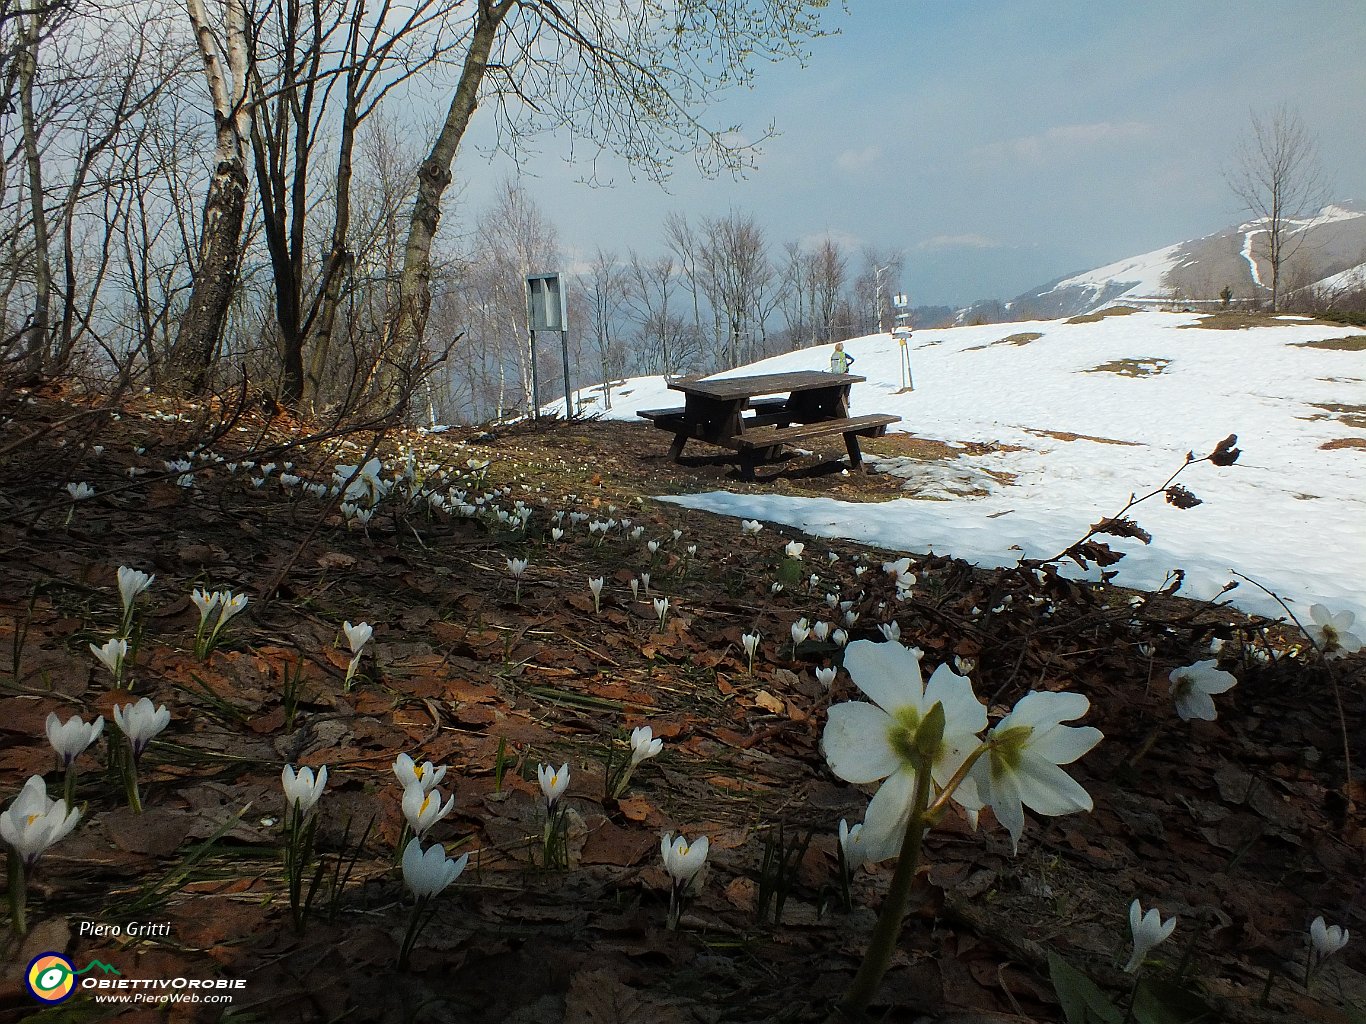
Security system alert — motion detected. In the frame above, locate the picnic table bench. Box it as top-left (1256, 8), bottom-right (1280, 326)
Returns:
top-left (638, 370), bottom-right (900, 480)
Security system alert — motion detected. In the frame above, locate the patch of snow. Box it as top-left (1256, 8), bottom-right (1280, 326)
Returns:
top-left (1241, 229), bottom-right (1265, 287)
top-left (547, 312), bottom-right (1366, 627)
top-left (1044, 241), bottom-right (1186, 302)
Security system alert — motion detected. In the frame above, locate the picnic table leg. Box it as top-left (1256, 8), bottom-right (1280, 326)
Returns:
top-left (844, 432), bottom-right (864, 472)
top-left (668, 433), bottom-right (687, 461)
top-left (739, 451), bottom-right (759, 481)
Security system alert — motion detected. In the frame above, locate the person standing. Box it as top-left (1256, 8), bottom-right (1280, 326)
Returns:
top-left (830, 342), bottom-right (855, 373)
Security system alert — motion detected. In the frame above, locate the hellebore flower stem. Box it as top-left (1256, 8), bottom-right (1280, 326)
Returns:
top-left (831, 761), bottom-right (933, 1023)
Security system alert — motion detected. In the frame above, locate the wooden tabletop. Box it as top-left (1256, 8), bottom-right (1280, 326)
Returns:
top-left (669, 370), bottom-right (864, 401)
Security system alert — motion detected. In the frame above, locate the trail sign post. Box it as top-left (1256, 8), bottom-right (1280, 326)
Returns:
top-left (526, 273), bottom-right (571, 421)
top-left (892, 293), bottom-right (914, 392)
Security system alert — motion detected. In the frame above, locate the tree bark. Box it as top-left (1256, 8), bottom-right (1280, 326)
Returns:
top-left (173, 0), bottom-right (251, 393)
top-left (16, 9), bottom-right (50, 376)
top-left (386, 0), bottom-right (510, 401)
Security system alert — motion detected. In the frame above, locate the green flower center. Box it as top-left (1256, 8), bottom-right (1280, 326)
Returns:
top-left (887, 701), bottom-right (947, 771)
top-left (1170, 674), bottom-right (1193, 702)
top-left (887, 706), bottom-right (924, 765)
top-left (989, 724), bottom-right (1034, 778)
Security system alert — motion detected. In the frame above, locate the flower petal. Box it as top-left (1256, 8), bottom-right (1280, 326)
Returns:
top-left (841, 640), bottom-right (924, 715)
top-left (822, 702), bottom-right (898, 783)
top-left (1013, 751), bottom-right (1094, 816)
top-left (859, 767), bottom-right (918, 862)
top-left (1030, 723), bottom-right (1104, 766)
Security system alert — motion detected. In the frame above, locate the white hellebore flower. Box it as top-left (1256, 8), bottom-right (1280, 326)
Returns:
top-left (1124, 899), bottom-right (1176, 972)
top-left (402, 837), bottom-right (469, 900)
top-left (1306, 604), bottom-right (1362, 660)
top-left (1, 776), bottom-right (82, 867)
top-left (402, 781), bottom-right (455, 837)
top-left (629, 726), bottom-right (664, 766)
top-left (90, 637), bottom-right (128, 677)
top-left (112, 698), bottom-right (170, 758)
top-left (46, 713), bottom-right (104, 767)
top-left (1310, 915), bottom-right (1350, 962)
top-left (393, 753), bottom-right (446, 793)
top-left (117, 566), bottom-right (155, 616)
top-left (661, 833), bottom-right (709, 888)
top-left (1168, 660), bottom-right (1237, 722)
top-left (538, 763), bottom-right (570, 808)
top-left (785, 540), bottom-right (805, 559)
top-left (961, 690), bottom-right (1102, 854)
top-left (281, 764), bottom-right (328, 816)
top-left (838, 818), bottom-right (866, 872)
top-left (342, 621), bottom-right (373, 654)
top-left (822, 641), bottom-right (987, 862)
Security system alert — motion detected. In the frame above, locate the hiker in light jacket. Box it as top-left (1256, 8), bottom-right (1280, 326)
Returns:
top-left (830, 342), bottom-right (855, 373)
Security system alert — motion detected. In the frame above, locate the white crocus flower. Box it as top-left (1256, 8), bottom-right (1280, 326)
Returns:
top-left (1124, 899), bottom-right (1176, 972)
top-left (1, 776), bottom-right (82, 867)
top-left (1310, 915), bottom-right (1350, 962)
top-left (538, 763), bottom-right (570, 809)
top-left (1168, 660), bottom-right (1237, 721)
top-left (831, 628), bottom-right (849, 648)
top-left (191, 588), bottom-right (220, 622)
top-left (90, 637), bottom-right (128, 678)
top-left (342, 621), bottom-right (373, 654)
top-left (112, 698), bottom-right (171, 758)
top-left (816, 666), bottom-right (836, 689)
top-left (67, 482), bottom-right (95, 500)
top-left (1306, 605), bottom-right (1362, 660)
top-left (838, 818), bottom-right (866, 872)
top-left (791, 618), bottom-right (811, 646)
top-left (960, 690), bottom-right (1102, 853)
top-left (877, 621), bottom-right (901, 642)
top-left (629, 726), bottom-right (663, 766)
top-left (393, 753), bottom-right (446, 793)
top-left (402, 781), bottom-right (455, 837)
top-left (46, 713), bottom-right (104, 767)
top-left (740, 520), bottom-right (763, 536)
top-left (117, 567), bottom-right (154, 620)
top-left (811, 621), bottom-right (831, 642)
top-left (215, 591), bottom-right (249, 625)
top-left (588, 577), bottom-right (604, 613)
top-left (822, 641), bottom-right (987, 862)
top-left (402, 838), bottom-right (469, 900)
top-left (281, 764), bottom-right (328, 817)
top-left (506, 557), bottom-right (527, 578)
top-left (785, 540), bottom-right (805, 559)
top-left (882, 557), bottom-right (912, 576)
top-left (661, 833), bottom-right (709, 888)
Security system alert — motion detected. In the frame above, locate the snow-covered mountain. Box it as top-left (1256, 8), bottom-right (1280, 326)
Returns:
top-left (955, 202), bottom-right (1366, 324)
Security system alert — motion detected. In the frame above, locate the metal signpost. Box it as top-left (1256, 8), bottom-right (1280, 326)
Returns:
top-left (525, 273), bottom-right (571, 422)
top-left (892, 292), bottom-right (914, 392)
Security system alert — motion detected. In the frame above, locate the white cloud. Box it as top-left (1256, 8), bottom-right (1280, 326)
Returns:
top-left (918, 233), bottom-right (1003, 251)
top-left (797, 229), bottom-right (866, 252)
top-left (972, 121), bottom-right (1155, 167)
top-left (836, 145), bottom-right (883, 172)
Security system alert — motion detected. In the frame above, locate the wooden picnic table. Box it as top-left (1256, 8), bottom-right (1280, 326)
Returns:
top-left (637, 370), bottom-right (900, 480)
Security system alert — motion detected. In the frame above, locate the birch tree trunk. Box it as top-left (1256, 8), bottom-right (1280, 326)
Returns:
top-left (16, 9), bottom-right (50, 376)
top-left (172, 0), bottom-right (251, 393)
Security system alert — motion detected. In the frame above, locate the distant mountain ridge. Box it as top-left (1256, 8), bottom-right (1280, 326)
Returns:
top-left (952, 201), bottom-right (1366, 325)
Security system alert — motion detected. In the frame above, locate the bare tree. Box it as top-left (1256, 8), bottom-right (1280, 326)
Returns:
top-left (580, 248), bottom-right (627, 410)
top-left (387, 1), bottom-right (828, 397)
top-left (173, 0), bottom-right (251, 391)
top-left (1227, 106), bottom-right (1329, 312)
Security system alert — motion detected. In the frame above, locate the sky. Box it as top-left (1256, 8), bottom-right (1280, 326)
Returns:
top-left (544, 310), bottom-right (1366, 630)
top-left (448, 0), bottom-right (1366, 309)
